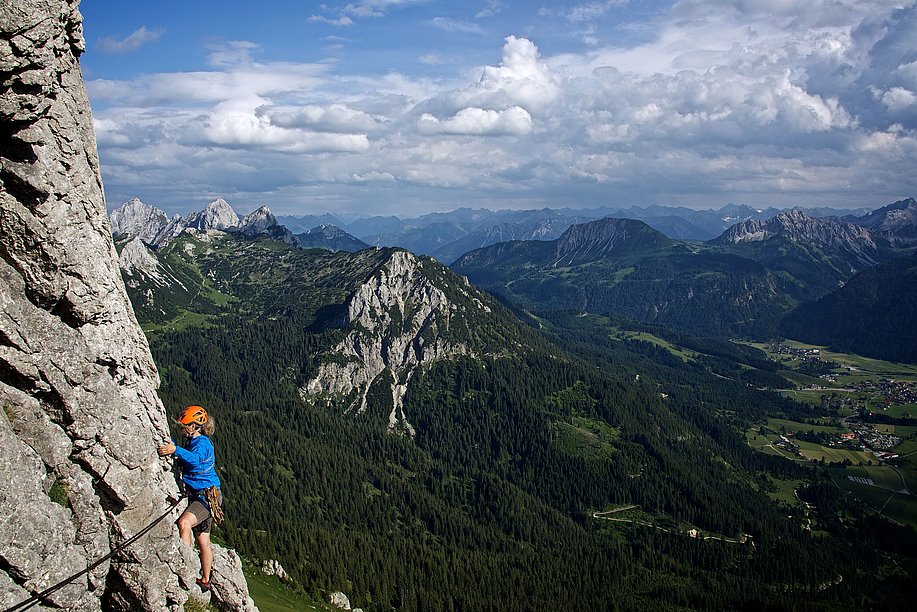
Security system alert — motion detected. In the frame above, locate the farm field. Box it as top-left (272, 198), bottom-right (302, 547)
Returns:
top-left (777, 341), bottom-right (917, 379)
top-left (871, 424), bottom-right (917, 436)
top-left (740, 341), bottom-right (917, 531)
top-left (795, 440), bottom-right (875, 465)
top-left (829, 471), bottom-right (917, 529)
top-left (839, 464), bottom-right (905, 490)
top-left (764, 477), bottom-right (808, 506)
top-left (873, 403), bottom-right (917, 419)
top-left (744, 428), bottom-right (803, 461)
top-left (766, 418), bottom-right (843, 434)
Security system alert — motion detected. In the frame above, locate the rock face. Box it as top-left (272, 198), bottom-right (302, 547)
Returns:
top-left (851, 197), bottom-right (917, 247)
top-left (184, 198), bottom-right (239, 232)
top-left (303, 251), bottom-right (475, 434)
top-left (0, 2), bottom-right (254, 610)
top-left (713, 210), bottom-right (877, 249)
top-left (210, 545), bottom-right (258, 612)
top-left (260, 559), bottom-right (289, 581)
top-left (122, 198), bottom-right (298, 248)
top-left (329, 591), bottom-right (352, 610)
top-left (110, 198), bottom-right (169, 244)
top-left (119, 237), bottom-right (169, 286)
top-left (711, 209), bottom-right (886, 273)
top-left (151, 199), bottom-right (240, 247)
top-left (234, 205), bottom-right (297, 245)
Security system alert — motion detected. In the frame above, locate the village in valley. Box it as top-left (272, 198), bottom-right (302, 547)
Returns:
top-left (745, 341), bottom-right (917, 530)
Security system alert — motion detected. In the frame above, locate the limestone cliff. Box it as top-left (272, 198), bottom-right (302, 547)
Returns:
top-left (303, 251), bottom-right (482, 434)
top-left (0, 2), bottom-right (254, 610)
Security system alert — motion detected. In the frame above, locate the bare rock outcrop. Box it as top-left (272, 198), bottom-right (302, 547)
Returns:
top-left (303, 251), bottom-right (474, 433)
top-left (110, 198), bottom-right (169, 244)
top-left (1, 2), bottom-right (254, 610)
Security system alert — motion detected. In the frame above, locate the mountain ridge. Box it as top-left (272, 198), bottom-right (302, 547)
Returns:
top-left (781, 253), bottom-right (917, 362)
top-left (849, 197), bottom-right (917, 247)
top-left (454, 212), bottom-right (899, 338)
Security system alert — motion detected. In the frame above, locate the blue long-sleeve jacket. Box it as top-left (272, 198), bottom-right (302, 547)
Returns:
top-left (173, 434), bottom-right (221, 492)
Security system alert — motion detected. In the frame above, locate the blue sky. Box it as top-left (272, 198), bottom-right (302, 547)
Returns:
top-left (79, 0), bottom-right (917, 217)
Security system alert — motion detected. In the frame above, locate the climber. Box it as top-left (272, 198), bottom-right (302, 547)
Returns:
top-left (157, 405), bottom-right (223, 593)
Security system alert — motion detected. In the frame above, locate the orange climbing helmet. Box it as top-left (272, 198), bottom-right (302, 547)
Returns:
top-left (177, 405), bottom-right (208, 426)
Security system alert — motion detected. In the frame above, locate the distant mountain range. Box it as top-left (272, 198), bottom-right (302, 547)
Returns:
top-left (110, 195), bottom-right (917, 355)
top-left (114, 197), bottom-right (899, 264)
top-left (109, 197), bottom-right (365, 253)
top-left (846, 197), bottom-right (917, 247)
top-left (277, 202), bottom-right (875, 263)
top-left (453, 208), bottom-right (910, 339)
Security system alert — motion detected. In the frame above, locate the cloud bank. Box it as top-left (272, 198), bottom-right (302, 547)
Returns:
top-left (88, 1), bottom-right (917, 215)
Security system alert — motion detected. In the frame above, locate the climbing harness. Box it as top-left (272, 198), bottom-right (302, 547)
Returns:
top-left (2, 494), bottom-right (186, 612)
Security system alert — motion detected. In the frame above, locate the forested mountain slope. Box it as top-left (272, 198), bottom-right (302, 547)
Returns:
top-left (781, 254), bottom-right (917, 363)
top-left (453, 213), bottom-right (899, 338)
top-left (117, 229), bottom-right (917, 610)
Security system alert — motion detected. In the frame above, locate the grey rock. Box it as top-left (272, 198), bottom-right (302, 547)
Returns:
top-left (110, 198), bottom-right (169, 244)
top-left (261, 559), bottom-right (289, 581)
top-left (0, 2), bottom-right (255, 610)
top-left (303, 251), bottom-right (475, 434)
top-left (234, 205), bottom-right (298, 246)
top-left (210, 545), bottom-right (258, 612)
top-left (151, 214), bottom-right (186, 247)
top-left (329, 591), bottom-right (352, 610)
top-left (238, 206), bottom-right (277, 234)
top-left (713, 210), bottom-right (877, 249)
top-left (851, 197), bottom-right (917, 247)
top-left (119, 238), bottom-right (169, 286)
top-left (184, 198), bottom-right (239, 231)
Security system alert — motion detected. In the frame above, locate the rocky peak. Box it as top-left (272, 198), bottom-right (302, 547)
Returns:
top-left (0, 3), bottom-right (254, 610)
top-left (714, 209), bottom-right (877, 248)
top-left (184, 198), bottom-right (239, 231)
top-left (297, 225), bottom-right (368, 252)
top-left (118, 237), bottom-right (166, 284)
top-left (150, 214), bottom-right (185, 247)
top-left (239, 205), bottom-right (277, 233)
top-left (852, 197), bottom-right (917, 247)
top-left (309, 224), bottom-right (348, 238)
top-left (553, 218), bottom-right (669, 266)
top-left (234, 205), bottom-right (298, 246)
top-left (110, 198), bottom-right (169, 244)
top-left (302, 250), bottom-right (478, 434)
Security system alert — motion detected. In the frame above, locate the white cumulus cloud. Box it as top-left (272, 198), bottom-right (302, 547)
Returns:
top-left (878, 87), bottom-right (917, 112)
top-left (263, 104), bottom-right (378, 133)
top-left (418, 106), bottom-right (533, 136)
top-left (86, 1), bottom-right (917, 215)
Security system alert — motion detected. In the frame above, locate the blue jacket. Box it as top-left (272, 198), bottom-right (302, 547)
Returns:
top-left (173, 434), bottom-right (221, 492)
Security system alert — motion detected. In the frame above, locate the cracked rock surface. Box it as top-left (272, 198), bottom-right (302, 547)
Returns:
top-left (1, 2), bottom-right (255, 610)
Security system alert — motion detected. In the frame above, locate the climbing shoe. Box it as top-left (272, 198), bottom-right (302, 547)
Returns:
top-left (196, 578), bottom-right (211, 592)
